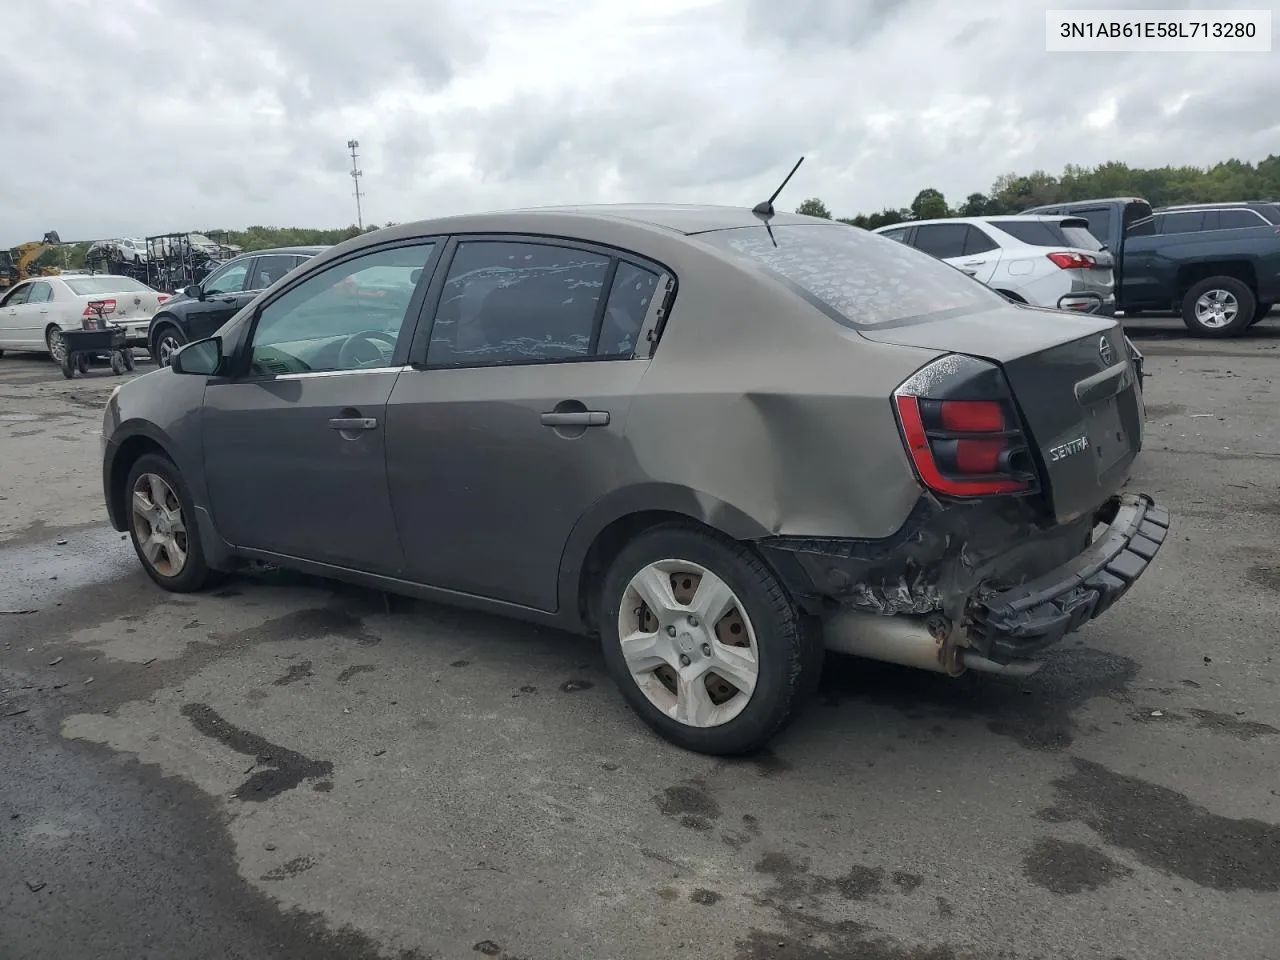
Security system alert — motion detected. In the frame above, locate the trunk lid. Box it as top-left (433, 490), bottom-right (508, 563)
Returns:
top-left (861, 305), bottom-right (1144, 524)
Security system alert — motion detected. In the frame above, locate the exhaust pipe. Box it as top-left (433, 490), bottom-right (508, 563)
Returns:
top-left (822, 610), bottom-right (1043, 679)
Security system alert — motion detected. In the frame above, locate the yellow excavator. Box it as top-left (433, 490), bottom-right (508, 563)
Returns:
top-left (0, 232), bottom-right (64, 289)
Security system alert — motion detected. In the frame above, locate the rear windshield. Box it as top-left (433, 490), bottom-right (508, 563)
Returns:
top-left (64, 276), bottom-right (153, 295)
top-left (989, 219), bottom-right (1103, 251)
top-left (699, 223), bottom-right (1003, 328)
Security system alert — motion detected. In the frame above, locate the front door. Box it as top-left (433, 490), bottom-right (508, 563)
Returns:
top-left (387, 239), bottom-right (663, 611)
top-left (200, 240), bottom-right (441, 573)
top-left (0, 282), bottom-right (37, 348)
top-left (188, 257), bottom-right (256, 340)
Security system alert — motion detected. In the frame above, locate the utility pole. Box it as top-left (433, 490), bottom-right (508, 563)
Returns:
top-left (347, 139), bottom-right (364, 230)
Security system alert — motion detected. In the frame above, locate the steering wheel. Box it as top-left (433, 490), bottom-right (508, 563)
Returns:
top-left (337, 329), bottom-right (399, 369)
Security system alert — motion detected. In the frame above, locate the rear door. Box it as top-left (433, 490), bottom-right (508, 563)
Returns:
top-left (912, 223), bottom-right (972, 273)
top-left (957, 224), bottom-right (1001, 284)
top-left (201, 240), bottom-right (442, 572)
top-left (385, 237), bottom-right (665, 611)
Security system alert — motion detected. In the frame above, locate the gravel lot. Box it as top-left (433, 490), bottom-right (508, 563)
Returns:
top-left (2, 317), bottom-right (1278, 960)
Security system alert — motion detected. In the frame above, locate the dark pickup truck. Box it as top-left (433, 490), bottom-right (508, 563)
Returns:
top-left (1022, 197), bottom-right (1280, 336)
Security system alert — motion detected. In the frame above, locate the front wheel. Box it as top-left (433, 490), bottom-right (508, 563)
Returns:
top-left (1181, 276), bottom-right (1256, 337)
top-left (125, 453), bottom-right (219, 592)
top-left (599, 524), bottom-right (823, 755)
top-left (152, 323), bottom-right (186, 367)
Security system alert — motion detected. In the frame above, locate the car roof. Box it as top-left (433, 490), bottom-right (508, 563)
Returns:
top-left (227, 245), bottom-right (330, 260)
top-left (1155, 201), bottom-right (1280, 210)
top-left (872, 214), bottom-right (1081, 231)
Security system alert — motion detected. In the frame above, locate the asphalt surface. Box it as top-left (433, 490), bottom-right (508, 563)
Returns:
top-left (2, 318), bottom-right (1278, 960)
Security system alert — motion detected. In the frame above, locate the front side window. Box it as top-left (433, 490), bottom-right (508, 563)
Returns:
top-left (247, 242), bottom-right (436, 376)
top-left (700, 223), bottom-right (1003, 328)
top-left (426, 241), bottom-right (610, 366)
top-left (1, 283), bottom-right (33, 307)
top-left (204, 260), bottom-right (251, 295)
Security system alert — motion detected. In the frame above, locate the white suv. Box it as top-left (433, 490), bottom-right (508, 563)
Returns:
top-left (873, 215), bottom-right (1116, 315)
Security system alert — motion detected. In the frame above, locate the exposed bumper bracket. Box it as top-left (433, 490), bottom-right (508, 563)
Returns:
top-left (966, 492), bottom-right (1169, 662)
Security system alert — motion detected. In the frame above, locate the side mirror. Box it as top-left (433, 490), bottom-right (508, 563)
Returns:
top-left (171, 336), bottom-right (222, 376)
top-left (184, 284), bottom-right (204, 300)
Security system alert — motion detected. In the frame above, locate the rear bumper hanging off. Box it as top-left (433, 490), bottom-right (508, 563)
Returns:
top-left (966, 492), bottom-right (1169, 662)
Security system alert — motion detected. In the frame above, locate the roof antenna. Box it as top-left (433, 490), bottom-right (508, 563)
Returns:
top-left (751, 156), bottom-right (804, 247)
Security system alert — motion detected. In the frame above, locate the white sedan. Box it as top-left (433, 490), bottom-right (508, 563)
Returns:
top-left (0, 274), bottom-right (171, 359)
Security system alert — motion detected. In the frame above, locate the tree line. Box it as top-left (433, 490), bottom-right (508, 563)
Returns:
top-left (794, 155), bottom-right (1280, 229)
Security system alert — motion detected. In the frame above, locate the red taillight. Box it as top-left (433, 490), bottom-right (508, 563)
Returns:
top-left (939, 399), bottom-right (1004, 433)
top-left (82, 298), bottom-right (117, 316)
top-left (156, 294), bottom-right (170, 304)
top-left (1047, 251), bottom-right (1096, 270)
top-left (892, 359), bottom-right (1038, 499)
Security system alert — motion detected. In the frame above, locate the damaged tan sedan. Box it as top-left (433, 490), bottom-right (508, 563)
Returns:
top-left (101, 204), bottom-right (1168, 754)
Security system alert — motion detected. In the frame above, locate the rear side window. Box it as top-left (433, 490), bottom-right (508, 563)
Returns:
top-left (250, 254), bottom-right (299, 290)
top-left (879, 227), bottom-right (910, 244)
top-left (701, 223), bottom-right (1003, 328)
top-left (1076, 208), bottom-right (1113, 244)
top-left (1213, 209), bottom-right (1268, 229)
top-left (990, 219), bottom-right (1103, 251)
top-left (27, 281), bottom-right (54, 303)
top-left (912, 223), bottom-right (969, 259)
top-left (426, 241), bottom-right (611, 366)
top-left (1158, 212), bottom-right (1204, 234)
top-left (963, 226), bottom-right (999, 255)
top-left (598, 261), bottom-right (659, 357)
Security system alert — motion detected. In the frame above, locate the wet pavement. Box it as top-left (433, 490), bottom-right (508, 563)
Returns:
top-left (2, 320), bottom-right (1279, 960)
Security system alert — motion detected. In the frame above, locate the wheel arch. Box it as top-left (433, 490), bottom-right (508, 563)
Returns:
top-left (104, 423), bottom-right (176, 531)
top-left (557, 483), bottom-right (783, 635)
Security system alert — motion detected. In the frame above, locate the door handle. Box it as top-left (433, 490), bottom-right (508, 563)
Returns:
top-left (540, 410), bottom-right (609, 427)
top-left (962, 260), bottom-right (985, 266)
top-left (328, 417), bottom-right (378, 430)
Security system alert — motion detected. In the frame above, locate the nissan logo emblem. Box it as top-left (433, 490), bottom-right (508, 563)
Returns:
top-left (1098, 335), bottom-right (1113, 365)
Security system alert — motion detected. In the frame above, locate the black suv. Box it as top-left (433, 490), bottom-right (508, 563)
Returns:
top-left (147, 246), bottom-right (328, 366)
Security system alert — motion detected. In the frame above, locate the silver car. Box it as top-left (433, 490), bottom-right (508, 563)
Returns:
top-left (101, 205), bottom-right (1167, 755)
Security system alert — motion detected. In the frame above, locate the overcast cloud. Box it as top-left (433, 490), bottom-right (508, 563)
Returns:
top-left (2, 0), bottom-right (1277, 244)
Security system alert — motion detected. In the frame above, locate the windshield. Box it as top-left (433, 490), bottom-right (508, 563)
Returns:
top-left (65, 276), bottom-right (153, 295)
top-left (699, 223), bottom-right (1003, 328)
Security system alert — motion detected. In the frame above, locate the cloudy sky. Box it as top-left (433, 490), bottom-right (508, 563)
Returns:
top-left (3, 0), bottom-right (1276, 245)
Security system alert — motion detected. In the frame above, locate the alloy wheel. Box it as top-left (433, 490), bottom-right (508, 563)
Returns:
top-left (1194, 289), bottom-right (1238, 329)
top-left (47, 328), bottom-right (66, 362)
top-left (156, 331), bottom-right (182, 367)
top-left (616, 559), bottom-right (759, 728)
top-left (131, 473), bottom-right (189, 577)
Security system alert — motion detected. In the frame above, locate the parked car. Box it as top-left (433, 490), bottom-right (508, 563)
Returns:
top-left (146, 246), bottom-right (327, 366)
top-left (87, 238), bottom-right (150, 264)
top-left (101, 207), bottom-right (1165, 755)
top-left (1021, 197), bottom-right (1280, 336)
top-left (872, 215), bottom-right (1116, 314)
top-left (0, 273), bottom-right (170, 358)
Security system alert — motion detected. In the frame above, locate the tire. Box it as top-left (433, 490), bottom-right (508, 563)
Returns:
top-left (45, 325), bottom-right (67, 364)
top-left (60, 352), bottom-right (76, 379)
top-left (1181, 276), bottom-right (1256, 337)
top-left (122, 348), bottom-right (136, 371)
top-left (151, 322), bottom-right (186, 368)
top-left (598, 523), bottom-right (823, 755)
top-left (110, 351), bottom-right (126, 375)
top-left (124, 452), bottom-right (219, 593)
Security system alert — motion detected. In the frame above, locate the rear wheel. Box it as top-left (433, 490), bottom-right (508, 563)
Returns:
top-left (152, 323), bottom-right (186, 367)
top-left (125, 453), bottom-right (219, 592)
top-left (45, 325), bottom-right (67, 363)
top-left (1181, 276), bottom-right (1256, 337)
top-left (598, 523), bottom-right (822, 755)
